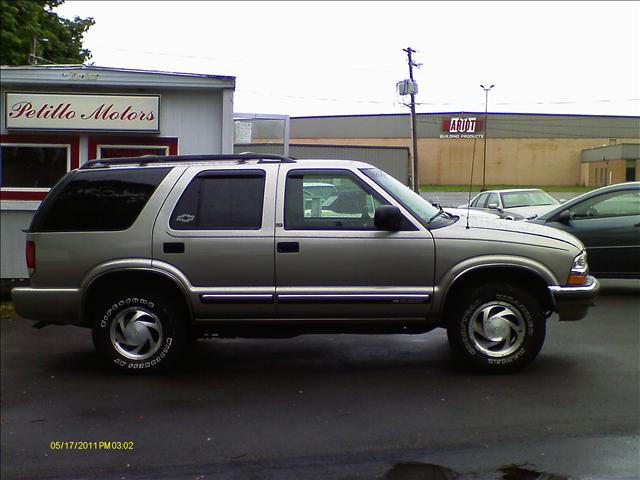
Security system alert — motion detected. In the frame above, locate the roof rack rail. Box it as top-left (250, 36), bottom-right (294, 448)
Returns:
top-left (80, 153), bottom-right (296, 169)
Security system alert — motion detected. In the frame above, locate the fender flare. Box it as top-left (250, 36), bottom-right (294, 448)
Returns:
top-left (80, 259), bottom-right (193, 321)
top-left (435, 255), bottom-right (558, 313)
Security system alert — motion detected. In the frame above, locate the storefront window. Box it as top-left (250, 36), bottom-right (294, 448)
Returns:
top-left (99, 146), bottom-right (169, 158)
top-left (1, 144), bottom-right (69, 190)
top-left (89, 137), bottom-right (178, 161)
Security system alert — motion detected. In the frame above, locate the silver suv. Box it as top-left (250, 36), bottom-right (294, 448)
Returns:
top-left (13, 154), bottom-right (599, 373)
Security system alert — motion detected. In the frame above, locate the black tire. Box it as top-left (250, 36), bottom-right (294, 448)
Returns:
top-left (446, 283), bottom-right (546, 373)
top-left (91, 287), bottom-right (188, 373)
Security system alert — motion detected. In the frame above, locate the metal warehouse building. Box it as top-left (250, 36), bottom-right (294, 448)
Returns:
top-left (285, 113), bottom-right (640, 187)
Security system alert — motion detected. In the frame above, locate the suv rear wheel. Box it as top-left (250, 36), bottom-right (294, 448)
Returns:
top-left (91, 288), bottom-right (187, 373)
top-left (446, 283), bottom-right (546, 373)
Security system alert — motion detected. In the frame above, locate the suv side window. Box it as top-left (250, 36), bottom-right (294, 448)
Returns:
top-left (285, 170), bottom-right (387, 230)
top-left (170, 170), bottom-right (265, 230)
top-left (30, 167), bottom-right (171, 232)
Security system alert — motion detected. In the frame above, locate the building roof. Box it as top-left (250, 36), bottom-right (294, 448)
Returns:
top-left (581, 143), bottom-right (640, 162)
top-left (0, 65), bottom-right (235, 90)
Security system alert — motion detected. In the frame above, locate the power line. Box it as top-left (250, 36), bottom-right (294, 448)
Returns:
top-left (85, 44), bottom-right (398, 75)
top-left (237, 89), bottom-right (388, 105)
top-left (237, 89), bottom-right (640, 110)
top-left (86, 43), bottom-right (640, 111)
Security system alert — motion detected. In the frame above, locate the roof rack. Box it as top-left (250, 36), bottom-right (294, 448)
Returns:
top-left (79, 153), bottom-right (296, 169)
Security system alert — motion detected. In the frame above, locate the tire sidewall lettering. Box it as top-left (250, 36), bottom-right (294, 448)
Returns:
top-left (99, 297), bottom-right (156, 329)
top-left (116, 335), bottom-right (173, 369)
top-left (459, 292), bottom-right (533, 365)
top-left (99, 297), bottom-right (170, 371)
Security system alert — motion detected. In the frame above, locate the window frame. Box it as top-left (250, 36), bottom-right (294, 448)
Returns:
top-left (97, 144), bottom-right (170, 158)
top-left (283, 168), bottom-right (401, 231)
top-left (473, 193), bottom-right (488, 208)
top-left (169, 169), bottom-right (267, 232)
top-left (570, 189), bottom-right (640, 220)
top-left (88, 136), bottom-right (178, 160)
top-left (0, 134), bottom-right (80, 201)
top-left (29, 167), bottom-right (172, 233)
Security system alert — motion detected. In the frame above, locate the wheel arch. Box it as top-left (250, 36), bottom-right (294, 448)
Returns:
top-left (82, 268), bottom-right (193, 327)
top-left (440, 265), bottom-right (555, 324)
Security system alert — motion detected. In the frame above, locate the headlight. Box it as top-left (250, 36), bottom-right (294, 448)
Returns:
top-left (567, 251), bottom-right (589, 285)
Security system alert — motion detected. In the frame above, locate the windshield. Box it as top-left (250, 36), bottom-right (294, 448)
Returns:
top-left (501, 190), bottom-right (559, 208)
top-left (361, 168), bottom-right (440, 225)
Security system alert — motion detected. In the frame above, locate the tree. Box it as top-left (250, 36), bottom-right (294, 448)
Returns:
top-left (0, 0), bottom-right (94, 66)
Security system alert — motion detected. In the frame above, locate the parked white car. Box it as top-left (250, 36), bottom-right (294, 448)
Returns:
top-left (458, 188), bottom-right (561, 219)
top-left (443, 207), bottom-right (501, 219)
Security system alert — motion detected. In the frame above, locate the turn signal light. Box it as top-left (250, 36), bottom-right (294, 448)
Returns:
top-left (567, 251), bottom-right (588, 286)
top-left (567, 273), bottom-right (587, 286)
top-left (26, 241), bottom-right (36, 272)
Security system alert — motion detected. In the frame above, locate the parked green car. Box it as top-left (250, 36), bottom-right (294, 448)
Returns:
top-left (530, 182), bottom-right (640, 279)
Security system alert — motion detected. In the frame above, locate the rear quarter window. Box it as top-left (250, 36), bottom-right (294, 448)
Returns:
top-left (30, 167), bottom-right (171, 232)
top-left (169, 170), bottom-right (266, 230)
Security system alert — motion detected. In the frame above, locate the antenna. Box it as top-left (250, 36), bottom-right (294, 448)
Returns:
top-left (466, 137), bottom-right (478, 229)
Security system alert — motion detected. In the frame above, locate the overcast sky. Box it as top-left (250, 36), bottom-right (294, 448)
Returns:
top-left (55, 1), bottom-right (640, 118)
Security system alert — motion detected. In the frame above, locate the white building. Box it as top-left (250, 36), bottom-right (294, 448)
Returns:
top-left (1, 65), bottom-right (235, 286)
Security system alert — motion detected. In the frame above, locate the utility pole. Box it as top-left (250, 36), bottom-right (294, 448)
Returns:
top-left (28, 36), bottom-right (48, 65)
top-left (29, 36), bottom-right (38, 65)
top-left (403, 47), bottom-right (421, 193)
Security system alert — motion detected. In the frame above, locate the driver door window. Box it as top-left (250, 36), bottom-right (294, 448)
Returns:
top-left (571, 190), bottom-right (640, 219)
top-left (285, 171), bottom-right (386, 230)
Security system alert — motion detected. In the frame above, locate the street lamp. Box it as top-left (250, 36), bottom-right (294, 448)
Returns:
top-left (480, 84), bottom-right (494, 191)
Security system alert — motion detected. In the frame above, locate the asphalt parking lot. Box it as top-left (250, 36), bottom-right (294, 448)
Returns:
top-left (1, 279), bottom-right (638, 480)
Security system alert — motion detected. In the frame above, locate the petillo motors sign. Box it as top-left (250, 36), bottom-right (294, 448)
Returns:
top-left (5, 92), bottom-right (160, 132)
top-left (440, 117), bottom-right (484, 139)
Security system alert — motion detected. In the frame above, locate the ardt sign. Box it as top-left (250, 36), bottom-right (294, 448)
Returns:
top-left (440, 117), bottom-right (484, 138)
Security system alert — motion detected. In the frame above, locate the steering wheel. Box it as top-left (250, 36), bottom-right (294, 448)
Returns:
top-left (586, 206), bottom-right (598, 217)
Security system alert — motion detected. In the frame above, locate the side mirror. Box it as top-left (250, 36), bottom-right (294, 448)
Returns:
top-left (487, 203), bottom-right (498, 210)
top-left (552, 210), bottom-right (571, 224)
top-left (374, 205), bottom-right (402, 231)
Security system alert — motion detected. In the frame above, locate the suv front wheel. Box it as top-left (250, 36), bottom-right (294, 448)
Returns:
top-left (91, 288), bottom-right (187, 373)
top-left (446, 283), bottom-right (546, 373)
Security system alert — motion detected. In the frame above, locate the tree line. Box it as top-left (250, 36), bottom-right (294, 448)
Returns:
top-left (1, 0), bottom-right (94, 66)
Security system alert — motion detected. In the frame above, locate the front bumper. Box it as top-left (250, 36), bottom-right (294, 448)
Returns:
top-left (548, 276), bottom-right (600, 321)
top-left (11, 287), bottom-right (82, 325)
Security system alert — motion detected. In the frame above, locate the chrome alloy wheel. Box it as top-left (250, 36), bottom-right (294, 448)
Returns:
top-left (109, 307), bottom-right (163, 360)
top-left (467, 301), bottom-right (526, 357)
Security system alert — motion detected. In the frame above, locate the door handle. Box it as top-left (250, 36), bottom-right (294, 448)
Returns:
top-left (277, 242), bottom-right (299, 253)
top-left (163, 242), bottom-right (185, 254)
